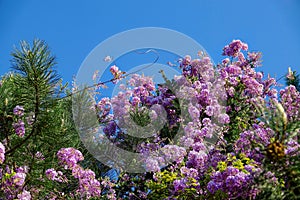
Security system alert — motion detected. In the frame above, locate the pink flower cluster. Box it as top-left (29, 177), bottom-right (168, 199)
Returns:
top-left (45, 168), bottom-right (66, 183)
top-left (222, 39), bottom-right (248, 58)
top-left (110, 65), bottom-right (124, 83)
top-left (17, 190), bottom-right (31, 200)
top-left (0, 166), bottom-right (30, 200)
top-left (56, 147), bottom-right (84, 169)
top-left (280, 85), bottom-right (300, 121)
top-left (46, 147), bottom-right (118, 199)
top-left (144, 145), bottom-right (187, 172)
top-left (72, 165), bottom-right (102, 199)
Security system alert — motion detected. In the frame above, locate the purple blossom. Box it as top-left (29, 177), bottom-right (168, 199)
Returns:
top-left (180, 136), bottom-right (194, 148)
top-left (227, 87), bottom-right (235, 97)
top-left (131, 96), bottom-right (141, 106)
top-left (187, 150), bottom-right (208, 170)
top-left (64, 165), bottom-right (102, 199)
top-left (218, 113), bottom-right (230, 124)
top-left (234, 124), bottom-right (274, 160)
top-left (96, 97), bottom-right (111, 119)
top-left (12, 172), bottom-right (26, 186)
top-left (192, 142), bottom-right (207, 152)
top-left (237, 52), bottom-right (246, 63)
top-left (103, 121), bottom-right (117, 137)
top-left (160, 145), bottom-right (186, 164)
top-left (233, 172), bottom-right (249, 188)
top-left (46, 168), bottom-right (58, 181)
top-left (180, 167), bottom-right (198, 179)
top-left (145, 157), bottom-right (161, 172)
top-left (247, 52), bottom-right (262, 67)
top-left (13, 105), bottom-right (25, 117)
top-left (188, 104), bottom-right (200, 121)
top-left (180, 55), bottom-right (192, 67)
top-left (285, 139), bottom-right (300, 156)
top-left (77, 170), bottom-right (101, 199)
top-left (77, 173), bottom-right (101, 199)
top-left (13, 120), bottom-right (25, 137)
top-left (222, 58), bottom-right (230, 65)
top-left (26, 113), bottom-right (35, 125)
top-left (209, 168), bottom-right (254, 198)
top-left (35, 151), bottom-right (45, 160)
top-left (225, 64), bottom-right (242, 76)
top-left (225, 166), bottom-right (239, 176)
top-left (17, 190), bottom-right (31, 200)
top-left (280, 85), bottom-right (300, 120)
top-left (208, 151), bottom-right (227, 170)
top-left (173, 178), bottom-right (187, 192)
top-left (225, 175), bottom-right (237, 188)
top-left (244, 165), bottom-right (256, 174)
top-left (16, 166), bottom-right (29, 174)
top-left (57, 147), bottom-right (84, 169)
top-left (207, 180), bottom-right (220, 194)
top-left (264, 171), bottom-right (278, 183)
top-left (110, 65), bottom-right (124, 83)
top-left (242, 75), bottom-right (264, 96)
top-left (1, 167), bottom-right (28, 200)
top-left (222, 40), bottom-right (248, 57)
top-left (128, 74), bottom-right (155, 91)
top-left (205, 105), bottom-right (214, 116)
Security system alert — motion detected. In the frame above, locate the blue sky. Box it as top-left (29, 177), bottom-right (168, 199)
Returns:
top-left (1, 0), bottom-right (300, 87)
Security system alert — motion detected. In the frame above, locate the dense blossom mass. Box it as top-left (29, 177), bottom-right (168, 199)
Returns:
top-left (1, 39), bottom-right (300, 199)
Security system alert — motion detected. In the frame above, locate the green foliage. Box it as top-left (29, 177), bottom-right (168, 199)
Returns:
top-left (130, 107), bottom-right (151, 127)
top-left (146, 170), bottom-right (178, 199)
top-left (225, 80), bottom-right (255, 144)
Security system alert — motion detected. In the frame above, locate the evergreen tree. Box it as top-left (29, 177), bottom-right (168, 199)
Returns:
top-left (0, 39), bottom-right (81, 197)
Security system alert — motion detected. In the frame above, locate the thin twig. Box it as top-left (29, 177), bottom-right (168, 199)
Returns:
top-left (58, 49), bottom-right (160, 100)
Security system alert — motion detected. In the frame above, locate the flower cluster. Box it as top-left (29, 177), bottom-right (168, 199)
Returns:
top-left (0, 166), bottom-right (30, 200)
top-left (12, 119), bottom-right (25, 137)
top-left (17, 190), bottom-right (31, 200)
top-left (34, 151), bottom-right (45, 160)
top-left (56, 147), bottom-right (84, 169)
top-left (222, 39), bottom-right (248, 58)
top-left (207, 153), bottom-right (259, 199)
top-left (13, 105), bottom-right (24, 117)
top-left (234, 123), bottom-right (274, 161)
top-left (95, 97), bottom-right (112, 120)
top-left (280, 85), bottom-right (300, 121)
top-left (72, 165), bottom-right (102, 199)
top-left (46, 147), bottom-right (118, 199)
top-left (110, 65), bottom-right (124, 83)
top-left (45, 168), bottom-right (66, 183)
top-left (144, 145), bottom-right (186, 172)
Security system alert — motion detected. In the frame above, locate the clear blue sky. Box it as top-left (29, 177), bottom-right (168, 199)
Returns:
top-left (1, 0), bottom-right (300, 86)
